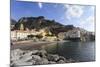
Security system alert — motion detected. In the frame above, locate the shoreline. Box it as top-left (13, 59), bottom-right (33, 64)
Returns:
top-left (12, 40), bottom-right (69, 45)
top-left (11, 40), bottom-right (69, 50)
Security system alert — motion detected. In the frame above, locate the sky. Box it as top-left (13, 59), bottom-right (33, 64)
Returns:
top-left (11, 0), bottom-right (95, 32)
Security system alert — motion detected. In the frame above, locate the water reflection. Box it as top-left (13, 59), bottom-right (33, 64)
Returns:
top-left (44, 41), bottom-right (95, 62)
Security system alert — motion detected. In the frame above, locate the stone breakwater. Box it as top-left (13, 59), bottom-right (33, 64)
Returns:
top-left (11, 49), bottom-right (75, 67)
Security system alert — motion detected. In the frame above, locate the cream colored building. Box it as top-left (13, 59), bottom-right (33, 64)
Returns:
top-left (11, 23), bottom-right (53, 41)
top-left (11, 30), bottom-right (42, 41)
top-left (11, 23), bottom-right (38, 41)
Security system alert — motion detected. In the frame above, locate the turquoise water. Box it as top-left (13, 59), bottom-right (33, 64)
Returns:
top-left (45, 41), bottom-right (95, 62)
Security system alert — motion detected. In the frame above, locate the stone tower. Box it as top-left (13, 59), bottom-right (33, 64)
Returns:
top-left (20, 23), bottom-right (24, 31)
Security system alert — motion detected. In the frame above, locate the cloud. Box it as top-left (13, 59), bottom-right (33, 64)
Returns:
top-left (64, 4), bottom-right (70, 9)
top-left (80, 16), bottom-right (94, 25)
top-left (86, 16), bottom-right (94, 23)
top-left (79, 16), bottom-right (95, 32)
top-left (62, 4), bottom-right (95, 31)
top-left (90, 6), bottom-right (95, 11)
top-left (64, 5), bottom-right (84, 19)
top-left (38, 2), bottom-right (43, 9)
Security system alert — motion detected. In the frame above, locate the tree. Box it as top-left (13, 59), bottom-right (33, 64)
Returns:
top-left (35, 35), bottom-right (43, 39)
top-left (27, 35), bottom-right (35, 39)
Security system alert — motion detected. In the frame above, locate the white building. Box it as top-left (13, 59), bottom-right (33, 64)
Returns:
top-left (11, 30), bottom-right (41, 41)
top-left (58, 28), bottom-right (81, 40)
top-left (66, 29), bottom-right (81, 38)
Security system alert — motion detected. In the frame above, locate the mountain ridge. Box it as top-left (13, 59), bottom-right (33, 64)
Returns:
top-left (11, 16), bottom-right (95, 41)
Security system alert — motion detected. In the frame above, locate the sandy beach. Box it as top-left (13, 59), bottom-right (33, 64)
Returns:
top-left (11, 40), bottom-right (68, 50)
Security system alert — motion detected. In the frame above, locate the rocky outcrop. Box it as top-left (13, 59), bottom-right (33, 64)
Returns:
top-left (58, 31), bottom-right (80, 41)
top-left (11, 49), bottom-right (75, 66)
top-left (13, 16), bottom-right (63, 30)
top-left (58, 28), bottom-right (95, 41)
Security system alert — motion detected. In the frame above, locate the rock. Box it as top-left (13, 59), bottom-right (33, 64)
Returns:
top-left (32, 60), bottom-right (36, 65)
top-left (17, 51), bottom-right (34, 62)
top-left (20, 55), bottom-right (33, 62)
top-left (47, 54), bottom-right (59, 62)
top-left (35, 58), bottom-right (49, 65)
top-left (41, 58), bottom-right (49, 64)
top-left (59, 56), bottom-right (67, 61)
top-left (31, 50), bottom-right (39, 55)
top-left (36, 50), bottom-right (47, 58)
top-left (11, 49), bottom-right (71, 65)
top-left (39, 50), bottom-right (47, 54)
top-left (23, 51), bottom-right (33, 56)
top-left (57, 60), bottom-right (65, 63)
top-left (11, 49), bottom-right (24, 61)
top-left (32, 55), bottom-right (41, 61)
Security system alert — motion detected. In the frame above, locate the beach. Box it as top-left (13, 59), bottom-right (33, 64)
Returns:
top-left (11, 40), bottom-right (67, 50)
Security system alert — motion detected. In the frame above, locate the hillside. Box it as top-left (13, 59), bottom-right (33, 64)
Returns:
top-left (14, 16), bottom-right (63, 30)
top-left (11, 16), bottom-right (95, 41)
top-left (12, 16), bottom-right (76, 35)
